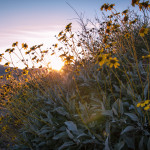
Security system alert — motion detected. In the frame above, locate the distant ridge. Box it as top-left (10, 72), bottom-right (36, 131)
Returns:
top-left (0, 65), bottom-right (9, 76)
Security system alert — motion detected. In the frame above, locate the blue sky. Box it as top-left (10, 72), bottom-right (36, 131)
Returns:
top-left (0, 0), bottom-right (134, 51)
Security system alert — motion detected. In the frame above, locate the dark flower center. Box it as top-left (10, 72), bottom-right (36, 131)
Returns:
top-left (110, 60), bottom-right (116, 64)
top-left (98, 57), bottom-right (103, 62)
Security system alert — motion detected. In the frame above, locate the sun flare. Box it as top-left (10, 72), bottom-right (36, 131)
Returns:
top-left (49, 55), bottom-right (64, 71)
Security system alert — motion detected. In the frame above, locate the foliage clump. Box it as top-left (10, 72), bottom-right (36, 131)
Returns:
top-left (0, 0), bottom-right (150, 149)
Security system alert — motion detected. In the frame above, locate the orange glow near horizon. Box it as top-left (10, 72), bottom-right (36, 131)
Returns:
top-left (49, 55), bottom-right (64, 71)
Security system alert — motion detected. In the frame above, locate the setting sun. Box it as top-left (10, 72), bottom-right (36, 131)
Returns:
top-left (49, 55), bottom-right (64, 71)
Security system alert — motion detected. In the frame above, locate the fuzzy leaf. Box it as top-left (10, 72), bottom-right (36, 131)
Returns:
top-left (54, 107), bottom-right (68, 116)
top-left (125, 113), bottom-right (139, 122)
top-left (66, 129), bottom-right (74, 139)
top-left (138, 61), bottom-right (146, 75)
top-left (139, 136), bottom-right (144, 150)
top-left (38, 142), bottom-right (46, 147)
top-left (118, 99), bottom-right (124, 115)
top-left (147, 137), bottom-right (150, 150)
top-left (121, 126), bottom-right (135, 135)
top-left (113, 85), bottom-right (120, 92)
top-left (102, 110), bottom-right (113, 117)
top-left (77, 133), bottom-right (89, 139)
top-left (144, 83), bottom-right (148, 99)
top-left (123, 135), bottom-right (134, 149)
top-left (104, 137), bottom-right (110, 150)
top-left (112, 107), bottom-right (118, 116)
top-left (53, 132), bottom-right (66, 140)
top-left (58, 141), bottom-right (75, 150)
top-left (65, 121), bottom-right (78, 133)
top-left (83, 139), bottom-right (99, 144)
top-left (114, 141), bottom-right (125, 150)
top-left (101, 101), bottom-right (105, 110)
top-left (38, 129), bottom-right (50, 136)
top-left (127, 85), bottom-right (134, 97)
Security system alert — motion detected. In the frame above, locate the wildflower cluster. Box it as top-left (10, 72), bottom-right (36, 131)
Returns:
top-left (100, 3), bottom-right (115, 11)
top-left (96, 52), bottom-right (120, 69)
top-left (132, 0), bottom-right (150, 10)
top-left (137, 100), bottom-right (150, 110)
top-left (139, 26), bottom-right (149, 37)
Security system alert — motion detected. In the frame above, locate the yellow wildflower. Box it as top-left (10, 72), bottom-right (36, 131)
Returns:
top-left (125, 33), bottom-right (131, 38)
top-left (142, 55), bottom-right (150, 59)
top-left (6, 73), bottom-right (11, 80)
top-left (54, 44), bottom-right (58, 48)
top-left (101, 3), bottom-right (115, 11)
top-left (132, 0), bottom-right (140, 6)
top-left (0, 76), bottom-right (3, 79)
top-left (129, 19), bottom-right (137, 25)
top-left (1, 125), bottom-right (7, 132)
top-left (96, 54), bottom-right (106, 66)
top-left (139, 27), bottom-right (148, 37)
top-left (25, 78), bottom-right (28, 82)
top-left (108, 57), bottom-right (120, 68)
top-left (122, 9), bottom-right (128, 15)
top-left (144, 105), bottom-right (150, 111)
top-left (136, 103), bottom-right (141, 107)
top-left (58, 31), bottom-right (63, 37)
top-left (141, 103), bottom-right (146, 107)
top-left (123, 15), bottom-right (129, 22)
top-left (139, 1), bottom-right (150, 10)
top-left (9, 48), bottom-right (14, 53)
top-left (145, 100), bottom-right (150, 104)
top-left (12, 42), bottom-right (18, 47)
top-left (22, 69), bottom-right (29, 75)
top-left (5, 68), bottom-right (10, 72)
top-left (63, 55), bottom-right (74, 64)
top-left (106, 21), bottom-right (112, 28)
top-left (105, 28), bottom-right (111, 34)
top-left (22, 43), bottom-right (28, 50)
top-left (4, 62), bottom-right (10, 67)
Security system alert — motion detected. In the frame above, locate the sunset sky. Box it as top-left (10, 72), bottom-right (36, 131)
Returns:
top-left (0, 0), bottom-right (140, 69)
top-left (0, 0), bottom-right (133, 51)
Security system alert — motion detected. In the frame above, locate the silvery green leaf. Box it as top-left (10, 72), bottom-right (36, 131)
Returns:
top-left (147, 137), bottom-right (150, 150)
top-left (102, 110), bottom-right (113, 117)
top-left (123, 135), bottom-right (134, 149)
top-left (38, 129), bottom-right (50, 136)
top-left (65, 121), bottom-right (78, 133)
top-left (141, 48), bottom-right (149, 54)
top-left (105, 121), bottom-right (110, 137)
top-left (139, 136), bottom-right (144, 150)
top-left (113, 85), bottom-right (120, 92)
top-left (125, 113), bottom-right (139, 122)
top-left (129, 105), bottom-right (135, 110)
top-left (138, 61), bottom-right (146, 74)
top-left (127, 84), bottom-right (134, 97)
top-left (53, 132), bottom-right (66, 140)
top-left (119, 100), bottom-right (124, 115)
top-left (77, 133), bottom-right (89, 139)
top-left (54, 107), bottom-right (68, 116)
top-left (144, 83), bottom-right (148, 99)
top-left (83, 139), bottom-right (99, 144)
top-left (101, 101), bottom-right (105, 111)
top-left (38, 142), bottom-right (46, 147)
top-left (66, 129), bottom-right (74, 139)
top-left (112, 107), bottom-right (118, 116)
top-left (144, 130), bottom-right (150, 136)
top-left (58, 141), bottom-right (75, 150)
top-left (121, 126), bottom-right (135, 135)
top-left (104, 137), bottom-right (110, 150)
top-left (114, 141), bottom-right (125, 150)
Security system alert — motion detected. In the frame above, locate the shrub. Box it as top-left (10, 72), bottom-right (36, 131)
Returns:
top-left (0, 0), bottom-right (150, 149)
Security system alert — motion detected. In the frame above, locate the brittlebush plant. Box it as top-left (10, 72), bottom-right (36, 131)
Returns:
top-left (0, 0), bottom-right (150, 149)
